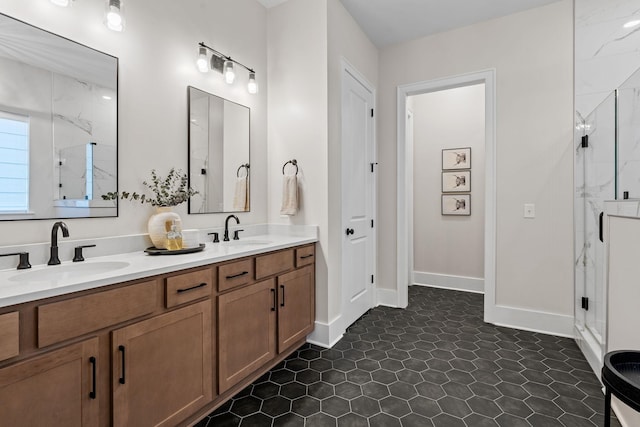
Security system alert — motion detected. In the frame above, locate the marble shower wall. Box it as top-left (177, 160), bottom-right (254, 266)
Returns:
top-left (575, 0), bottom-right (640, 119)
top-left (617, 67), bottom-right (640, 199)
top-left (53, 72), bottom-right (117, 202)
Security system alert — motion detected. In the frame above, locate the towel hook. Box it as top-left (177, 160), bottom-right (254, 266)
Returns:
top-left (282, 159), bottom-right (298, 176)
top-left (236, 163), bottom-right (250, 178)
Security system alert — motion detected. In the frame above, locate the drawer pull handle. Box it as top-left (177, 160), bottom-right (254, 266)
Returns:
top-left (280, 285), bottom-right (285, 307)
top-left (271, 288), bottom-right (276, 311)
top-left (226, 271), bottom-right (249, 280)
top-left (300, 254), bottom-right (314, 259)
top-left (89, 356), bottom-right (97, 399)
top-left (177, 282), bottom-right (207, 293)
top-left (118, 345), bottom-right (126, 384)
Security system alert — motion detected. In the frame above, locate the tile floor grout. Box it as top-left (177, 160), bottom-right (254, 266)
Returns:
top-left (197, 286), bottom-right (620, 427)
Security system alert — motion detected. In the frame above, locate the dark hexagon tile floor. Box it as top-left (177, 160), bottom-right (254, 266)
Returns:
top-left (196, 286), bottom-right (621, 427)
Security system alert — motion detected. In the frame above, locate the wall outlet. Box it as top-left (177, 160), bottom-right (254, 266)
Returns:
top-left (524, 203), bottom-right (535, 218)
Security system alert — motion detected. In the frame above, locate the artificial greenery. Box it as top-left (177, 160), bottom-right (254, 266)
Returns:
top-left (102, 168), bottom-right (197, 207)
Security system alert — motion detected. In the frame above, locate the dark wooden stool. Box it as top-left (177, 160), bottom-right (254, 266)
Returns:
top-left (602, 350), bottom-right (640, 427)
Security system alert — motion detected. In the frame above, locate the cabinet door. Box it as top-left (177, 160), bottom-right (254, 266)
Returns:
top-left (112, 300), bottom-right (212, 427)
top-left (218, 279), bottom-right (276, 393)
top-left (0, 338), bottom-right (99, 426)
top-left (277, 265), bottom-right (315, 353)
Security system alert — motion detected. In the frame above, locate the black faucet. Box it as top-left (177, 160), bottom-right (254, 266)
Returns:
top-left (48, 221), bottom-right (70, 265)
top-left (223, 215), bottom-right (239, 242)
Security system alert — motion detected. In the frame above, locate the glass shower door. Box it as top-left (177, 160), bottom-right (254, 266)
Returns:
top-left (575, 92), bottom-right (616, 357)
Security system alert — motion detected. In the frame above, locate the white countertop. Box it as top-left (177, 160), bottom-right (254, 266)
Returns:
top-left (0, 233), bottom-right (317, 308)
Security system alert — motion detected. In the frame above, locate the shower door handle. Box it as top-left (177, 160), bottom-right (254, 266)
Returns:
top-left (599, 212), bottom-right (604, 243)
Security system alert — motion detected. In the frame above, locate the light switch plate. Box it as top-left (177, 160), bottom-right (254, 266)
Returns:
top-left (524, 203), bottom-right (535, 218)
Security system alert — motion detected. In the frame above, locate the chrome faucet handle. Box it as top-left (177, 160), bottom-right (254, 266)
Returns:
top-left (233, 229), bottom-right (244, 241)
top-left (208, 232), bottom-right (219, 243)
top-left (73, 244), bottom-right (96, 262)
top-left (0, 252), bottom-right (31, 270)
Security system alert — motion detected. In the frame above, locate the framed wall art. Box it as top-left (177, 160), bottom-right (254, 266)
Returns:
top-left (442, 194), bottom-right (471, 216)
top-left (442, 147), bottom-right (471, 170)
top-left (442, 170), bottom-right (471, 193)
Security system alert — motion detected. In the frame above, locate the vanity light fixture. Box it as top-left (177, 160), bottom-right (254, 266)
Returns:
top-left (50, 0), bottom-right (73, 7)
top-left (196, 42), bottom-right (257, 94)
top-left (624, 19), bottom-right (640, 29)
top-left (247, 72), bottom-right (258, 94)
top-left (196, 47), bottom-right (209, 73)
top-left (105, 0), bottom-right (125, 32)
top-left (223, 60), bottom-right (236, 85)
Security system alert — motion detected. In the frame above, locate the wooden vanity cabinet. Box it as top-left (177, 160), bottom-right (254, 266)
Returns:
top-left (112, 300), bottom-right (212, 427)
top-left (0, 243), bottom-right (314, 427)
top-left (218, 279), bottom-right (276, 393)
top-left (277, 265), bottom-right (315, 353)
top-left (0, 337), bottom-right (99, 426)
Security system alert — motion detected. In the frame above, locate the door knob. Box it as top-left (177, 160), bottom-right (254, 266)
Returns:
top-left (345, 228), bottom-right (354, 236)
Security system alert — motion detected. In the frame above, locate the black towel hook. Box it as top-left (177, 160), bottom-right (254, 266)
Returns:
top-left (282, 159), bottom-right (298, 176)
top-left (236, 163), bottom-right (250, 178)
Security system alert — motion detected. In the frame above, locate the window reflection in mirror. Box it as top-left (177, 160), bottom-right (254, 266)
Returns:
top-left (0, 13), bottom-right (118, 221)
top-left (188, 86), bottom-right (250, 214)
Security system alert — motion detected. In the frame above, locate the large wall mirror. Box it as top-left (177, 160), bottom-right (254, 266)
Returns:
top-left (0, 13), bottom-right (118, 220)
top-left (188, 86), bottom-right (250, 214)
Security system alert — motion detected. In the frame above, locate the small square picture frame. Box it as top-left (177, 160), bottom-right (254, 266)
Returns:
top-left (442, 170), bottom-right (471, 193)
top-left (442, 194), bottom-right (471, 216)
top-left (442, 147), bottom-right (471, 170)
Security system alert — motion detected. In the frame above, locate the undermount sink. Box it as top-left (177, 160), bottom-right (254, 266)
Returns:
top-left (9, 261), bottom-right (130, 283)
top-left (222, 240), bottom-right (274, 247)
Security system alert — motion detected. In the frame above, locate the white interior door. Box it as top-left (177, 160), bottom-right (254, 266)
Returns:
top-left (342, 65), bottom-right (375, 330)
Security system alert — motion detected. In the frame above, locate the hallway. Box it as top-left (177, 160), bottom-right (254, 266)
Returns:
top-left (198, 286), bottom-right (619, 426)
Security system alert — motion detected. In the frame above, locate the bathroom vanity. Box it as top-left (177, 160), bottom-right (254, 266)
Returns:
top-left (0, 238), bottom-right (315, 427)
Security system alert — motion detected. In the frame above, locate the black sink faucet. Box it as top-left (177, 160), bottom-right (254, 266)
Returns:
top-left (48, 221), bottom-right (70, 265)
top-left (223, 215), bottom-right (239, 242)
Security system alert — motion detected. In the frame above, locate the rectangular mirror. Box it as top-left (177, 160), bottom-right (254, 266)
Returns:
top-left (188, 86), bottom-right (250, 214)
top-left (0, 13), bottom-right (118, 221)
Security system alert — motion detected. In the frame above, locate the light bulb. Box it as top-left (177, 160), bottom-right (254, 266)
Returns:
top-left (224, 60), bottom-right (235, 85)
top-left (624, 19), bottom-right (640, 29)
top-left (105, 0), bottom-right (124, 32)
top-left (196, 47), bottom-right (209, 73)
top-left (247, 72), bottom-right (258, 94)
top-left (50, 0), bottom-right (72, 7)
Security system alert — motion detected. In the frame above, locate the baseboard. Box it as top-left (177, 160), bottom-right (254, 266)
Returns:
top-left (413, 271), bottom-right (484, 294)
top-left (574, 326), bottom-right (603, 379)
top-left (488, 304), bottom-right (575, 338)
top-left (377, 288), bottom-right (399, 307)
top-left (306, 316), bottom-right (344, 349)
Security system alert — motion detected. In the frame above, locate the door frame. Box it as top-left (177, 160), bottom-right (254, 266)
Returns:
top-left (396, 69), bottom-right (497, 323)
top-left (341, 58), bottom-right (377, 332)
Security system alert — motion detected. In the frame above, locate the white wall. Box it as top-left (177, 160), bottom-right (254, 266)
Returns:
top-left (267, 0), bottom-right (329, 322)
top-left (378, 1), bottom-right (574, 327)
top-left (412, 84), bottom-right (485, 281)
top-left (0, 0), bottom-right (267, 246)
top-left (326, 0), bottom-right (378, 337)
top-left (266, 0), bottom-right (378, 344)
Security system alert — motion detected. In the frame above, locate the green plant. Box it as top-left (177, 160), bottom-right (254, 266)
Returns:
top-left (102, 168), bottom-right (198, 207)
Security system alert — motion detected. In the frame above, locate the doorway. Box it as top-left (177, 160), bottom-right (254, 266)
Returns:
top-left (341, 61), bottom-right (376, 331)
top-left (396, 70), bottom-right (497, 323)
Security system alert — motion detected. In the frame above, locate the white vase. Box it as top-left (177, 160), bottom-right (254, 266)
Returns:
top-left (148, 207), bottom-right (181, 249)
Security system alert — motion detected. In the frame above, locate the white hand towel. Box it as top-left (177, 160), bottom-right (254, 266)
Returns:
top-left (232, 177), bottom-right (248, 211)
top-left (280, 175), bottom-right (298, 216)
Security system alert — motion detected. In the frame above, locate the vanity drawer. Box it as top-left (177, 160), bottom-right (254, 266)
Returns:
top-left (166, 268), bottom-right (213, 308)
top-left (256, 249), bottom-right (294, 280)
top-left (295, 245), bottom-right (315, 268)
top-left (0, 312), bottom-right (19, 362)
top-left (219, 259), bottom-right (254, 292)
top-left (37, 280), bottom-right (157, 348)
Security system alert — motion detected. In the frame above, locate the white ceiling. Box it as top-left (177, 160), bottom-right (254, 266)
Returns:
top-left (257, 0), bottom-right (563, 47)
